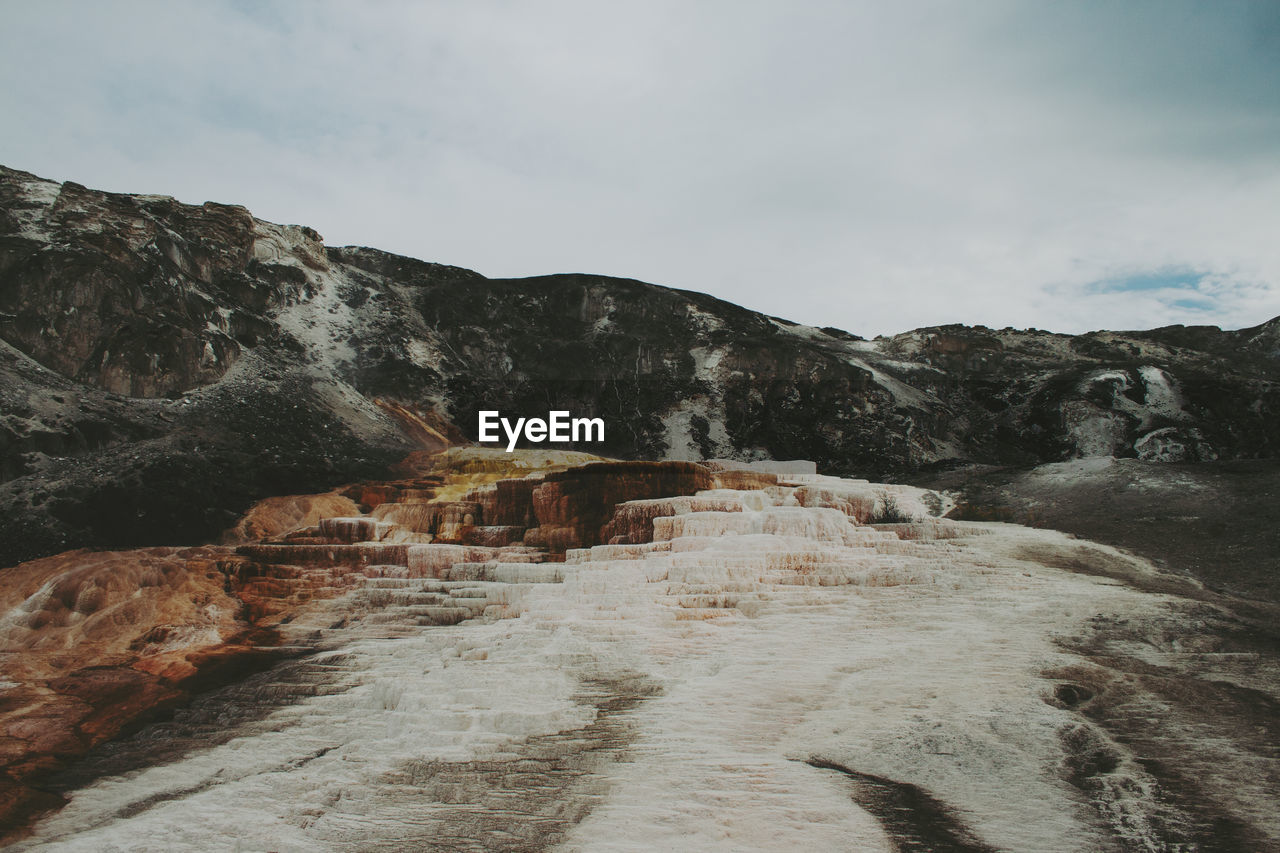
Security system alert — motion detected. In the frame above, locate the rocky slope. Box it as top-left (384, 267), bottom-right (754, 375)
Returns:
top-left (2, 163), bottom-right (1279, 565)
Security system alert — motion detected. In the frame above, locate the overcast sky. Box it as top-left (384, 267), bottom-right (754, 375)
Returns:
top-left (3, 1), bottom-right (1278, 336)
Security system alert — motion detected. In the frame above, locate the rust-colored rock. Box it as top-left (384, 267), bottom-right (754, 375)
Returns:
top-left (372, 399), bottom-right (461, 453)
top-left (0, 546), bottom-right (267, 837)
top-left (221, 493), bottom-right (362, 545)
top-left (523, 461), bottom-right (716, 553)
top-left (600, 495), bottom-right (748, 545)
top-left (346, 484), bottom-right (403, 510)
top-left (234, 542), bottom-right (411, 567)
top-left (471, 477), bottom-right (542, 528)
top-left (0, 451), bottom-right (752, 838)
top-left (790, 485), bottom-right (876, 523)
top-left (711, 469), bottom-right (780, 491)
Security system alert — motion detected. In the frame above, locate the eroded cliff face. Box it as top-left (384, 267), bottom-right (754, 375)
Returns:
top-left (0, 172), bottom-right (291, 398)
top-left (2, 164), bottom-right (1279, 565)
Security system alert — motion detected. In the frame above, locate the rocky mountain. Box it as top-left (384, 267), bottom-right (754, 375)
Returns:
top-left (2, 164), bottom-right (1278, 566)
top-left (3, 166), bottom-right (1279, 849)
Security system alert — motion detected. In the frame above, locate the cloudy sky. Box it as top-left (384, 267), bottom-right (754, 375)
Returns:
top-left (3, 1), bottom-right (1278, 336)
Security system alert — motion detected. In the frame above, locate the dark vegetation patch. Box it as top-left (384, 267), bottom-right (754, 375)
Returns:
top-left (869, 494), bottom-right (914, 523)
top-left (0, 367), bottom-right (410, 567)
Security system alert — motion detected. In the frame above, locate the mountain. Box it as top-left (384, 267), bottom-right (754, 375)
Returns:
top-left (2, 164), bottom-right (1278, 566)
top-left (3, 167), bottom-right (1279, 849)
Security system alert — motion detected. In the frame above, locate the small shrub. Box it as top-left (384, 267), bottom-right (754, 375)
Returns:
top-left (871, 495), bottom-right (914, 524)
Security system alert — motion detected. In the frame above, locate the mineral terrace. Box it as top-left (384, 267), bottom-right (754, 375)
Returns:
top-left (2, 450), bottom-right (1275, 851)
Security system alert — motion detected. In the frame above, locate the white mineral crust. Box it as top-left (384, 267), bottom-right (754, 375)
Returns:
top-left (17, 475), bottom-right (1201, 851)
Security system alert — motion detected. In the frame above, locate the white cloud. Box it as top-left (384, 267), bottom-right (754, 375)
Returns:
top-left (1, 0), bottom-right (1277, 336)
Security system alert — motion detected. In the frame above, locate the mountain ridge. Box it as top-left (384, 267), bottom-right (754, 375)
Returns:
top-left (2, 164), bottom-right (1278, 565)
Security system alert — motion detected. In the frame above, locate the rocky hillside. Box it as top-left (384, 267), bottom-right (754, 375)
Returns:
top-left (2, 164), bottom-right (1278, 564)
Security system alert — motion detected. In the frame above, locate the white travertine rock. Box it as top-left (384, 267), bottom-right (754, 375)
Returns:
top-left (16, 477), bottom-right (1234, 853)
top-left (709, 459), bottom-right (819, 476)
top-left (318, 516), bottom-right (395, 543)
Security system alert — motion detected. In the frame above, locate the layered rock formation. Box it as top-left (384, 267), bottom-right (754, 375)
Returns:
top-left (0, 450), bottom-right (931, 837)
top-left (4, 452), bottom-right (1275, 850)
top-left (3, 165), bottom-right (1279, 564)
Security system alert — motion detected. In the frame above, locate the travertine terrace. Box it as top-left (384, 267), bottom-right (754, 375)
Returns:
top-left (5, 450), bottom-right (1274, 850)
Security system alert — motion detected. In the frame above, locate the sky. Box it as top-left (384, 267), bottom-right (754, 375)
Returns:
top-left (2, 1), bottom-right (1278, 337)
